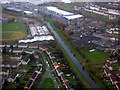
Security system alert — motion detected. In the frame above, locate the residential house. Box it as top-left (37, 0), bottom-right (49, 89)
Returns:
top-left (104, 67), bottom-right (111, 77)
top-left (24, 49), bottom-right (34, 54)
top-left (2, 61), bottom-right (22, 68)
top-left (105, 60), bottom-right (112, 70)
top-left (64, 81), bottom-right (72, 89)
top-left (34, 52), bottom-right (39, 59)
top-left (0, 48), bottom-right (2, 52)
top-left (56, 67), bottom-right (63, 76)
top-left (36, 62), bottom-right (42, 67)
top-left (109, 75), bottom-right (118, 85)
top-left (53, 62), bottom-right (59, 69)
top-left (24, 80), bottom-right (33, 90)
top-left (10, 54), bottom-right (22, 60)
top-left (39, 47), bottom-right (47, 51)
top-left (13, 44), bottom-right (17, 47)
top-left (30, 72), bottom-right (38, 81)
top-left (60, 74), bottom-right (68, 83)
top-left (35, 66), bottom-right (42, 74)
top-left (22, 57), bottom-right (30, 65)
top-left (28, 45), bottom-right (38, 49)
top-left (0, 44), bottom-right (5, 48)
top-left (18, 44), bottom-right (28, 48)
top-left (8, 72), bottom-right (19, 82)
top-left (12, 48), bottom-right (23, 53)
top-left (0, 69), bottom-right (9, 75)
top-left (2, 78), bottom-right (5, 85)
top-left (109, 59), bottom-right (118, 64)
top-left (116, 82), bottom-right (120, 90)
top-left (6, 45), bottom-right (11, 48)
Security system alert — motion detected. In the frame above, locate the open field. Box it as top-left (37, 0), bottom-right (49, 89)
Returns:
top-left (80, 49), bottom-right (109, 64)
top-left (1, 21), bottom-right (27, 42)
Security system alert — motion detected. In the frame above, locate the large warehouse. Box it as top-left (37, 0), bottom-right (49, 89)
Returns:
top-left (47, 6), bottom-right (74, 16)
top-left (46, 6), bottom-right (83, 20)
top-left (63, 14), bottom-right (83, 20)
top-left (19, 26), bottom-right (54, 43)
top-left (30, 26), bottom-right (50, 36)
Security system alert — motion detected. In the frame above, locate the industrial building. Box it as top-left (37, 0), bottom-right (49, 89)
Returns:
top-left (46, 6), bottom-right (83, 20)
top-left (7, 7), bottom-right (22, 12)
top-left (19, 25), bottom-right (54, 43)
top-left (63, 14), bottom-right (83, 20)
top-left (30, 26), bottom-right (50, 36)
top-left (24, 11), bottom-right (33, 15)
top-left (47, 6), bottom-right (74, 16)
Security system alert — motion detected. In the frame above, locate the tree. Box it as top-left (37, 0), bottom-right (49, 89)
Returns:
top-left (69, 31), bottom-right (74, 35)
top-left (8, 16), bottom-right (15, 23)
top-left (21, 51), bottom-right (26, 56)
top-left (3, 46), bottom-right (7, 54)
top-left (15, 77), bottom-right (20, 83)
top-left (89, 65), bottom-right (98, 74)
top-left (30, 54), bottom-right (35, 61)
top-left (10, 45), bottom-right (13, 51)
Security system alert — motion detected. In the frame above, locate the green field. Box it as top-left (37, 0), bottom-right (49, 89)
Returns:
top-left (80, 49), bottom-right (109, 64)
top-left (19, 65), bottom-right (30, 69)
top-left (2, 21), bottom-right (27, 42)
top-left (42, 78), bottom-right (55, 88)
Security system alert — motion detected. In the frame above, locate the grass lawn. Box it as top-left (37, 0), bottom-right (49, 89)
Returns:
top-left (112, 63), bottom-right (120, 70)
top-left (56, 78), bottom-right (60, 84)
top-left (19, 65), bottom-right (30, 69)
top-left (42, 78), bottom-right (55, 88)
top-left (44, 54), bottom-right (53, 70)
top-left (52, 71), bottom-right (56, 77)
top-left (17, 72), bottom-right (25, 74)
top-left (21, 80), bottom-right (28, 84)
top-left (2, 21), bottom-right (27, 42)
top-left (80, 49), bottom-right (109, 64)
top-left (68, 77), bottom-right (77, 85)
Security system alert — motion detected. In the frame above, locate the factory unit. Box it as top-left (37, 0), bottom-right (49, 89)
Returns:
top-left (19, 25), bottom-right (54, 43)
top-left (30, 26), bottom-right (50, 37)
top-left (46, 6), bottom-right (83, 21)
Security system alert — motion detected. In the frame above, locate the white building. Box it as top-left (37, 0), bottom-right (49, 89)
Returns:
top-left (24, 11), bottom-right (33, 15)
top-left (47, 6), bottom-right (74, 16)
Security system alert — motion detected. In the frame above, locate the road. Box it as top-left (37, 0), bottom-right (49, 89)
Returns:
top-left (47, 23), bottom-right (100, 88)
top-left (38, 54), bottom-right (61, 88)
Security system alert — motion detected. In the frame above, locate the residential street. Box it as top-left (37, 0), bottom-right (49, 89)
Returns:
top-left (38, 54), bottom-right (62, 89)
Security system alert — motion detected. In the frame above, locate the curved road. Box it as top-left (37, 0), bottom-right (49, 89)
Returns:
top-left (47, 23), bottom-right (100, 88)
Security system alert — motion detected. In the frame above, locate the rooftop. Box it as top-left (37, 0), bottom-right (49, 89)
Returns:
top-left (47, 6), bottom-right (74, 16)
top-left (7, 7), bottom-right (22, 12)
top-left (63, 14), bottom-right (83, 20)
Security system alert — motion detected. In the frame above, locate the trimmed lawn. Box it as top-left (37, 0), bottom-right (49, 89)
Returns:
top-left (80, 49), bottom-right (109, 64)
top-left (42, 78), bottom-right (55, 88)
top-left (56, 78), bottom-right (60, 84)
top-left (19, 65), bottom-right (30, 69)
top-left (2, 21), bottom-right (27, 42)
top-left (17, 72), bottom-right (25, 74)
